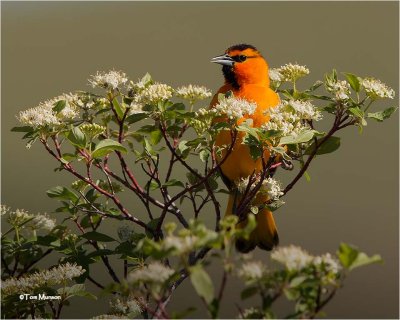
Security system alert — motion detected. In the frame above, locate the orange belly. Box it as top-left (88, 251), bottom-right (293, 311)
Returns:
top-left (212, 84), bottom-right (279, 182)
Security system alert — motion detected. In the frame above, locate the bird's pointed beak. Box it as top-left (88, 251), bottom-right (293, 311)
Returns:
top-left (210, 53), bottom-right (234, 66)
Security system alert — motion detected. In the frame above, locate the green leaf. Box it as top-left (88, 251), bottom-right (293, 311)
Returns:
top-left (338, 243), bottom-right (383, 271)
top-left (81, 231), bottom-right (116, 242)
top-left (343, 73), bottom-right (361, 92)
top-left (62, 284), bottom-right (97, 300)
top-left (148, 180), bottom-right (160, 191)
top-left (163, 179), bottom-right (185, 188)
top-left (241, 286), bottom-right (259, 300)
top-left (53, 100), bottom-right (67, 113)
top-left (189, 265), bottom-right (214, 304)
top-left (279, 130), bottom-right (314, 145)
top-left (199, 149), bottom-right (210, 162)
top-left (67, 126), bottom-right (87, 148)
top-left (307, 80), bottom-right (324, 92)
top-left (92, 139), bottom-right (127, 158)
top-left (348, 107), bottom-right (367, 126)
top-left (112, 97), bottom-right (125, 120)
top-left (305, 136), bottom-right (340, 155)
top-left (367, 106), bottom-right (398, 122)
top-left (289, 276), bottom-right (307, 288)
top-left (11, 126), bottom-right (34, 133)
top-left (47, 186), bottom-right (78, 202)
top-left (150, 128), bottom-right (162, 145)
top-left (349, 252), bottom-right (383, 271)
top-left (126, 112), bottom-right (147, 124)
top-left (60, 153), bottom-right (77, 164)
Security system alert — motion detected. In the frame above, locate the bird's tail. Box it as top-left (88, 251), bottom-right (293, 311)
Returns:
top-left (225, 192), bottom-right (279, 253)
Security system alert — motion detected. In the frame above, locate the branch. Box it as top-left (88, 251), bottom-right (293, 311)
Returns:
top-left (42, 138), bottom-right (150, 232)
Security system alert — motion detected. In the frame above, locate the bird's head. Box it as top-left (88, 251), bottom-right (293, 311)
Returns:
top-left (211, 44), bottom-right (270, 89)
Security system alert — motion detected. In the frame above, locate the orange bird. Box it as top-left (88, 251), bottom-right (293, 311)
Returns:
top-left (210, 44), bottom-right (280, 252)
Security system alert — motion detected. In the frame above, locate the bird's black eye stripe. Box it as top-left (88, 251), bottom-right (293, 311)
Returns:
top-left (230, 55), bottom-right (257, 63)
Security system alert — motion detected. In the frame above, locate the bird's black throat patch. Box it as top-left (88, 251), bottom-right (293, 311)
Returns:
top-left (222, 65), bottom-right (240, 90)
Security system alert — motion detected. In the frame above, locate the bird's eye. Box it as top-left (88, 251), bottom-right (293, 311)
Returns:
top-left (238, 55), bottom-right (247, 62)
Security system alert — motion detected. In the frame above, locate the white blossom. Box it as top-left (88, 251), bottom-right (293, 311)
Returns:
top-left (213, 96), bottom-right (257, 119)
top-left (276, 63), bottom-right (310, 82)
top-left (110, 296), bottom-right (142, 316)
top-left (128, 262), bottom-right (174, 285)
top-left (175, 85), bottom-right (212, 103)
top-left (134, 83), bottom-right (173, 105)
top-left (239, 307), bottom-right (265, 319)
top-left (128, 102), bottom-right (144, 115)
top-left (262, 177), bottom-right (284, 200)
top-left (269, 68), bottom-right (283, 82)
top-left (30, 213), bottom-right (56, 231)
top-left (263, 100), bottom-right (321, 137)
top-left (190, 108), bottom-right (217, 134)
top-left (326, 79), bottom-right (351, 101)
top-left (162, 235), bottom-right (199, 253)
top-left (17, 93), bottom-right (80, 128)
top-left (313, 253), bottom-right (342, 275)
top-left (238, 261), bottom-right (266, 281)
top-left (0, 205), bottom-right (10, 216)
top-left (1, 263), bottom-right (85, 297)
top-left (80, 123), bottom-right (106, 139)
top-left (271, 245), bottom-right (313, 271)
top-left (7, 208), bottom-right (32, 226)
top-left (236, 176), bottom-right (283, 201)
top-left (362, 77), bottom-right (395, 99)
top-left (18, 105), bottom-right (61, 127)
top-left (89, 70), bottom-right (128, 89)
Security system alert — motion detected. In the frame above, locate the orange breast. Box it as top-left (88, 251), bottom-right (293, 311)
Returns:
top-left (210, 84), bottom-right (280, 182)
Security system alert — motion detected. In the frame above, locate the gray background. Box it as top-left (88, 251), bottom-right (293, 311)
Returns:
top-left (2, 1), bottom-right (398, 319)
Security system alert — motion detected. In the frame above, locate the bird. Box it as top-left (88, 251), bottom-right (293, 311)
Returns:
top-left (209, 44), bottom-right (280, 253)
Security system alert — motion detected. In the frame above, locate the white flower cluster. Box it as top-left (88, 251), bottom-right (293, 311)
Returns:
top-left (326, 79), bottom-right (351, 101)
top-left (80, 123), bottom-right (106, 139)
top-left (271, 245), bottom-right (342, 276)
top-left (30, 213), bottom-right (56, 231)
top-left (134, 83), bottom-right (174, 105)
top-left (1, 263), bottom-right (85, 297)
top-left (128, 102), bottom-right (144, 115)
top-left (5, 206), bottom-right (56, 232)
top-left (213, 96), bottom-right (257, 119)
top-left (128, 262), bottom-right (174, 285)
top-left (273, 63), bottom-right (310, 82)
top-left (0, 205), bottom-right (10, 216)
top-left (162, 234), bottom-right (199, 253)
top-left (89, 70), bottom-right (128, 90)
top-left (110, 295), bottom-right (142, 317)
top-left (239, 307), bottom-right (264, 319)
top-left (313, 253), bottom-right (342, 275)
top-left (18, 93), bottom-right (80, 128)
top-left (263, 100), bottom-right (322, 136)
top-left (175, 85), bottom-right (212, 103)
top-left (190, 108), bottom-right (217, 134)
top-left (7, 208), bottom-right (32, 226)
top-left (269, 68), bottom-right (283, 82)
top-left (271, 245), bottom-right (314, 271)
top-left (362, 77), bottom-right (395, 99)
top-left (236, 176), bottom-right (283, 201)
top-left (238, 261), bottom-right (266, 281)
